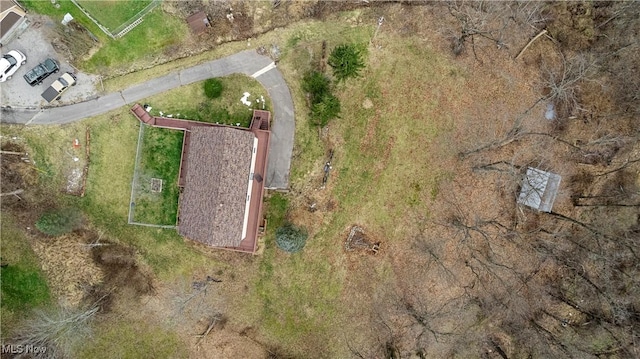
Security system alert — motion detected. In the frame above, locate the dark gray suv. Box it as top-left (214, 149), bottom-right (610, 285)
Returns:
top-left (23, 58), bottom-right (59, 86)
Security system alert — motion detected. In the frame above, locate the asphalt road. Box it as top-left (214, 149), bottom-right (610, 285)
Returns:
top-left (0, 50), bottom-right (294, 190)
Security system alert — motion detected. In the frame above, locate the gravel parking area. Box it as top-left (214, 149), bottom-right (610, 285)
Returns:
top-left (0, 16), bottom-right (98, 109)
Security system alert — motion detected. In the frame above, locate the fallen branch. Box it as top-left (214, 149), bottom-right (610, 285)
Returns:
top-left (195, 315), bottom-right (221, 344)
top-left (0, 150), bottom-right (26, 155)
top-left (515, 29), bottom-right (547, 60)
top-left (80, 127), bottom-right (91, 197)
top-left (548, 211), bottom-right (612, 240)
top-left (459, 98), bottom-right (544, 159)
top-left (594, 157), bottom-right (640, 177)
top-left (1, 189), bottom-right (24, 197)
top-left (518, 132), bottom-right (581, 149)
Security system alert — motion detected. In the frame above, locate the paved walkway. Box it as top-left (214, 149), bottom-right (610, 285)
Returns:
top-left (0, 50), bottom-right (294, 189)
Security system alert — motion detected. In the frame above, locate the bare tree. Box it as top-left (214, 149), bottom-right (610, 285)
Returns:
top-left (508, 0), bottom-right (549, 30)
top-left (542, 53), bottom-right (599, 116)
top-left (10, 303), bottom-right (100, 359)
top-left (171, 275), bottom-right (223, 331)
top-left (446, 1), bottom-right (510, 59)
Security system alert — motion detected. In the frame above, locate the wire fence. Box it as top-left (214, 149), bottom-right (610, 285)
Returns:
top-left (128, 123), bottom-right (179, 229)
top-left (128, 123), bottom-right (145, 224)
top-left (69, 0), bottom-right (114, 39)
top-left (112, 0), bottom-right (161, 38)
top-left (69, 0), bottom-right (161, 39)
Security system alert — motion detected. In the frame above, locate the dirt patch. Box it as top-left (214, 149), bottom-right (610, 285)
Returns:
top-left (66, 168), bottom-right (83, 193)
top-left (1, 142), bottom-right (36, 194)
top-left (18, 226), bottom-right (155, 311)
top-left (88, 243), bottom-right (155, 311)
top-left (50, 20), bottom-right (100, 63)
top-left (135, 270), bottom-right (269, 359)
top-left (362, 98), bottom-right (373, 109)
top-left (63, 129), bottom-right (90, 196)
top-left (547, 2), bottom-right (596, 52)
top-left (0, 140), bottom-right (50, 227)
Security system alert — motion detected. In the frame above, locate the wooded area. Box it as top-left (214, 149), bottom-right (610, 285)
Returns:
top-left (348, 1), bottom-right (640, 357)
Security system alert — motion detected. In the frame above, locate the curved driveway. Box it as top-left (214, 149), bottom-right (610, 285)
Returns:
top-left (0, 50), bottom-right (294, 189)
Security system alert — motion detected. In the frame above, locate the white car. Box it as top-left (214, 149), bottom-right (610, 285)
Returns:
top-left (0, 50), bottom-right (27, 82)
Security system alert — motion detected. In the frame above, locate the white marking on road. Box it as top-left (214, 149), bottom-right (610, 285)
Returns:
top-left (25, 110), bottom-right (42, 125)
top-left (251, 62), bottom-right (276, 78)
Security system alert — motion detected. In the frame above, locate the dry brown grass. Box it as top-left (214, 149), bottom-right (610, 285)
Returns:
top-left (30, 233), bottom-right (104, 307)
top-left (258, 3), bottom-right (551, 356)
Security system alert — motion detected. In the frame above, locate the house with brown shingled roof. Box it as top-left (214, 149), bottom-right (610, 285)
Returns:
top-left (130, 104), bottom-right (270, 253)
top-left (178, 126), bottom-right (255, 247)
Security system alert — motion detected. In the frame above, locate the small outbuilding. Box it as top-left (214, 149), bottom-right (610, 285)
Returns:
top-left (186, 11), bottom-right (210, 35)
top-left (517, 167), bottom-right (561, 213)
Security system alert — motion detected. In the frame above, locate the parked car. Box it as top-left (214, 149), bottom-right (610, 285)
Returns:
top-left (41, 72), bottom-right (76, 103)
top-left (0, 50), bottom-right (26, 82)
top-left (23, 58), bottom-right (59, 86)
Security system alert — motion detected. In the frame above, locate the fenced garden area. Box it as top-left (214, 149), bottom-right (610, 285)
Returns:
top-left (128, 124), bottom-right (183, 227)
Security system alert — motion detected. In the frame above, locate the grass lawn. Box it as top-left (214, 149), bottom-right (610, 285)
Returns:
top-left (141, 74), bottom-right (272, 128)
top-left (130, 125), bottom-right (183, 226)
top-left (233, 13), bottom-right (466, 356)
top-left (0, 215), bottom-right (51, 336)
top-left (11, 112), bottom-right (224, 358)
top-left (227, 17), bottom-right (380, 357)
top-left (78, 111), bottom-right (220, 278)
top-left (83, 8), bottom-right (187, 75)
top-left (21, 1), bottom-right (186, 76)
top-left (76, 0), bottom-right (153, 31)
top-left (77, 318), bottom-right (187, 359)
top-left (243, 193), bottom-right (342, 348)
top-left (328, 41), bottom-right (460, 231)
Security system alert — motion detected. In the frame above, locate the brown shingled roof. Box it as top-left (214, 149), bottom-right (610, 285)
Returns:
top-left (186, 11), bottom-right (210, 35)
top-left (178, 126), bottom-right (254, 247)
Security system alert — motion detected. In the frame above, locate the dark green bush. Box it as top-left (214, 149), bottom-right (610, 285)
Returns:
top-left (311, 93), bottom-right (341, 127)
top-left (275, 223), bottom-right (308, 253)
top-left (328, 43), bottom-right (366, 82)
top-left (302, 71), bottom-right (331, 102)
top-left (302, 71), bottom-right (341, 127)
top-left (35, 208), bottom-right (83, 236)
top-left (203, 78), bottom-right (224, 99)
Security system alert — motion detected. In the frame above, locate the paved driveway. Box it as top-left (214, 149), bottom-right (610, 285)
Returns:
top-left (1, 49), bottom-right (294, 190)
top-left (0, 17), bottom-right (99, 109)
